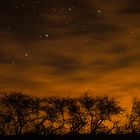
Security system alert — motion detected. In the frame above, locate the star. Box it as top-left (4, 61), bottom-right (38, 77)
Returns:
top-left (45, 34), bottom-right (49, 38)
top-left (97, 10), bottom-right (101, 13)
top-left (25, 53), bottom-right (29, 57)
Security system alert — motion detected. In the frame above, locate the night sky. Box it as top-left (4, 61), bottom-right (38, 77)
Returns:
top-left (0, 0), bottom-right (140, 106)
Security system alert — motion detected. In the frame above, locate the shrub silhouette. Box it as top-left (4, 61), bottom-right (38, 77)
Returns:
top-left (0, 91), bottom-right (140, 136)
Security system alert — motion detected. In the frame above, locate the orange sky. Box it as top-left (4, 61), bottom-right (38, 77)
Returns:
top-left (0, 0), bottom-right (140, 110)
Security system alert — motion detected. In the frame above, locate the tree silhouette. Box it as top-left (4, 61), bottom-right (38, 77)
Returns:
top-left (79, 94), bottom-right (123, 134)
top-left (79, 93), bottom-right (96, 133)
top-left (0, 91), bottom-right (140, 136)
top-left (92, 96), bottom-right (124, 134)
top-left (0, 92), bottom-right (41, 135)
top-left (65, 97), bottom-right (87, 134)
top-left (31, 96), bottom-right (67, 135)
top-left (123, 97), bottom-right (140, 134)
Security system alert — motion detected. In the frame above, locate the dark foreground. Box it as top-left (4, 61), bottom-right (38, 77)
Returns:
top-left (0, 134), bottom-right (140, 140)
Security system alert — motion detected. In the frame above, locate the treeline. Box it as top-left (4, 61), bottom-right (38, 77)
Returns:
top-left (0, 92), bottom-right (140, 136)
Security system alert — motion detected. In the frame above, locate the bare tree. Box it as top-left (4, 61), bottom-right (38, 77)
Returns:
top-left (32, 96), bottom-right (67, 135)
top-left (0, 92), bottom-right (41, 135)
top-left (65, 97), bottom-right (87, 134)
top-left (79, 94), bottom-right (123, 134)
top-left (1, 92), bottom-right (138, 136)
top-left (124, 97), bottom-right (140, 134)
top-left (92, 96), bottom-right (123, 134)
top-left (79, 93), bottom-right (96, 133)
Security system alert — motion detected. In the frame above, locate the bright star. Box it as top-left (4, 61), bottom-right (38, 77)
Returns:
top-left (25, 53), bottom-right (29, 57)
